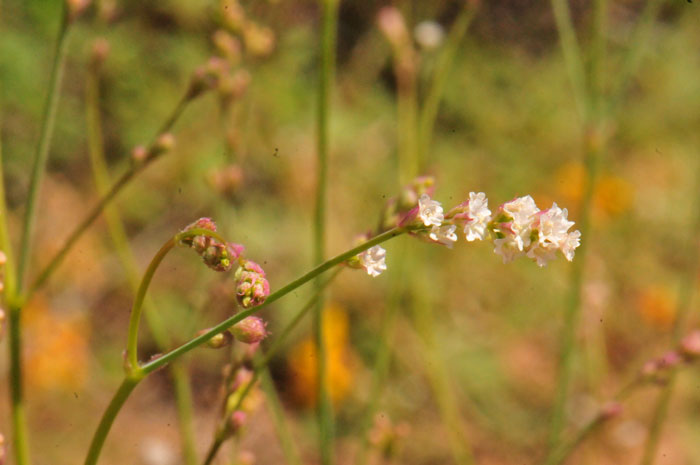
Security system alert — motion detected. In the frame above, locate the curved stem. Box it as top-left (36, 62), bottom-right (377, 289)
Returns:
top-left (141, 227), bottom-right (404, 376)
top-left (83, 377), bottom-right (140, 465)
top-left (126, 229), bottom-right (227, 371)
top-left (8, 303), bottom-right (30, 465)
top-left (202, 437), bottom-right (224, 465)
top-left (315, 0), bottom-right (339, 463)
top-left (26, 91), bottom-right (194, 299)
top-left (17, 11), bottom-right (71, 292)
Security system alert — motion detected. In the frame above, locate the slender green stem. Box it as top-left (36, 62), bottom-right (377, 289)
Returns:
top-left (0, 124), bottom-right (16, 299)
top-left (86, 66), bottom-right (198, 465)
top-left (125, 229), bottom-right (226, 371)
top-left (83, 377), bottom-right (140, 465)
top-left (17, 11), bottom-right (71, 292)
top-left (549, 0), bottom-right (588, 119)
top-left (259, 368), bottom-right (304, 465)
top-left (315, 1), bottom-right (339, 463)
top-left (26, 91), bottom-right (193, 299)
top-left (639, 162), bottom-right (700, 465)
top-left (545, 378), bottom-right (640, 465)
top-left (141, 227), bottom-right (404, 375)
top-left (202, 437), bottom-right (224, 465)
top-left (202, 269), bottom-right (342, 465)
top-left (417, 4), bottom-right (476, 165)
top-left (355, 243), bottom-right (406, 465)
top-left (7, 303), bottom-right (30, 465)
top-left (411, 269), bottom-right (475, 465)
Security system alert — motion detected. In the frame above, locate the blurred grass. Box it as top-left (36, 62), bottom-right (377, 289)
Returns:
top-left (1, 1), bottom-right (699, 464)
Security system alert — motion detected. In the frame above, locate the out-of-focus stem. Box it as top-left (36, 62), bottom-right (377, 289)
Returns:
top-left (85, 67), bottom-right (198, 465)
top-left (315, 0), bottom-right (339, 464)
top-left (549, 0), bottom-right (588, 119)
top-left (27, 90), bottom-right (192, 299)
top-left (417, 4), bottom-right (477, 165)
top-left (17, 12), bottom-right (71, 291)
top-left (201, 270), bottom-right (341, 465)
top-left (259, 368), bottom-right (304, 465)
top-left (639, 162), bottom-right (700, 465)
top-left (354, 243), bottom-right (406, 465)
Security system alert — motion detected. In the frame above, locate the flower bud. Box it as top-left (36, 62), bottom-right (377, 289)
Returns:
top-left (187, 57), bottom-right (230, 100)
top-left (181, 217), bottom-right (218, 252)
top-left (209, 164), bottom-right (244, 196)
top-left (0, 307), bottom-right (5, 339)
top-left (219, 69), bottom-right (251, 101)
top-left (225, 410), bottom-right (247, 437)
top-left (202, 242), bottom-right (238, 272)
top-left (212, 30), bottom-right (242, 64)
top-left (0, 432), bottom-right (5, 465)
top-left (197, 328), bottom-right (233, 349)
top-left (680, 330), bottom-right (700, 360)
top-left (151, 133), bottom-right (175, 158)
top-left (234, 260), bottom-right (270, 308)
top-left (243, 23), bottom-right (275, 57)
top-left (220, 0), bottom-right (247, 31)
top-left (600, 401), bottom-right (623, 421)
top-left (236, 450), bottom-right (255, 465)
top-left (231, 316), bottom-right (268, 344)
top-left (131, 145), bottom-right (148, 164)
top-left (90, 38), bottom-right (110, 70)
top-left (377, 7), bottom-right (409, 49)
top-left (66, 0), bottom-right (91, 22)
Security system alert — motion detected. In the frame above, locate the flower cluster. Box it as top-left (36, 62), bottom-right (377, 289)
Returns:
top-left (234, 260), bottom-right (270, 309)
top-left (347, 177), bottom-right (582, 277)
top-left (180, 217), bottom-right (245, 272)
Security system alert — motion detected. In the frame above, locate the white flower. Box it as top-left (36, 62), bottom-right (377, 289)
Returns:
top-left (526, 244), bottom-right (558, 267)
top-left (418, 194), bottom-right (444, 227)
top-left (493, 237), bottom-right (523, 264)
top-left (414, 20), bottom-right (444, 50)
top-left (359, 245), bottom-right (387, 277)
top-left (429, 224), bottom-right (458, 248)
top-left (534, 203), bottom-right (575, 248)
top-left (463, 192), bottom-right (492, 241)
top-left (561, 230), bottom-right (581, 262)
top-left (502, 195), bottom-right (539, 228)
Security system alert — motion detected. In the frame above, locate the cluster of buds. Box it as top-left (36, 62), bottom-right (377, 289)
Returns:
top-left (231, 316), bottom-right (268, 343)
top-left (130, 133), bottom-right (176, 165)
top-left (221, 366), bottom-right (262, 440)
top-left (347, 177), bottom-right (582, 278)
top-left (640, 330), bottom-right (700, 384)
top-left (234, 260), bottom-right (270, 308)
top-left (180, 218), bottom-right (244, 272)
top-left (219, 0), bottom-right (275, 58)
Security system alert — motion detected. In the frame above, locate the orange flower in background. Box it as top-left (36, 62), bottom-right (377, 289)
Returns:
top-left (636, 285), bottom-right (676, 330)
top-left (286, 303), bottom-right (357, 407)
top-left (24, 297), bottom-right (90, 392)
top-left (555, 162), bottom-right (634, 219)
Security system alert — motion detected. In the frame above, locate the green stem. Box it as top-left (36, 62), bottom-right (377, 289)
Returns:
top-left (315, 1), bottom-right (339, 463)
top-left (548, 0), bottom-right (588, 119)
top-left (202, 437), bottom-right (224, 465)
top-left (17, 11), bottom-right (71, 292)
top-left (26, 91), bottom-right (193, 299)
top-left (639, 161), bottom-right (700, 465)
top-left (86, 66), bottom-right (198, 465)
top-left (259, 368), bottom-right (304, 465)
top-left (83, 377), bottom-right (140, 465)
top-left (0, 122), bottom-right (16, 299)
top-left (141, 227), bottom-right (404, 376)
top-left (8, 303), bottom-right (31, 465)
top-left (125, 229), bottom-right (226, 371)
top-left (354, 243), bottom-right (406, 465)
top-left (203, 270), bottom-right (342, 465)
top-left (417, 4), bottom-right (476, 165)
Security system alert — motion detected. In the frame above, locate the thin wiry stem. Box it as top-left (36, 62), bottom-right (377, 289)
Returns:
top-left (85, 65), bottom-right (198, 465)
top-left (639, 162), bottom-right (700, 465)
top-left (417, 4), bottom-right (477, 165)
top-left (27, 90), bottom-right (192, 299)
top-left (315, 0), bottom-right (339, 464)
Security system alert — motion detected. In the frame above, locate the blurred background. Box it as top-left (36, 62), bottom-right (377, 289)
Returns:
top-left (1, 0), bottom-right (699, 464)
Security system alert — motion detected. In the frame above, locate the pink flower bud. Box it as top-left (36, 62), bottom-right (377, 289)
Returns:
top-left (66, 0), bottom-right (91, 22)
top-left (226, 410), bottom-right (247, 436)
top-left (181, 218), bottom-right (218, 251)
top-left (152, 133), bottom-right (175, 156)
top-left (90, 38), bottom-right (110, 69)
top-left (600, 401), bottom-right (623, 420)
top-left (234, 261), bottom-right (270, 308)
top-left (680, 330), bottom-right (700, 359)
top-left (131, 145), bottom-right (148, 164)
top-left (0, 432), bottom-right (5, 465)
top-left (197, 328), bottom-right (233, 349)
top-left (231, 316), bottom-right (268, 344)
top-left (187, 57), bottom-right (230, 99)
top-left (0, 307), bottom-right (5, 339)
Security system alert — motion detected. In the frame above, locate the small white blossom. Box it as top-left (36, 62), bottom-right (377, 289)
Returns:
top-left (526, 244), bottom-right (558, 267)
top-left (534, 203), bottom-right (575, 248)
top-left (418, 194), bottom-right (444, 227)
top-left (493, 237), bottom-right (523, 264)
top-left (359, 245), bottom-right (387, 277)
top-left (561, 230), bottom-right (581, 262)
top-left (414, 20), bottom-right (445, 50)
top-left (429, 224), bottom-right (458, 248)
top-left (502, 195), bottom-right (539, 228)
top-left (463, 192), bottom-right (492, 241)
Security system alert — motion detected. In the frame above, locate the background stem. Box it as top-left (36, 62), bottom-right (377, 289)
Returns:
top-left (315, 1), bottom-right (339, 464)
